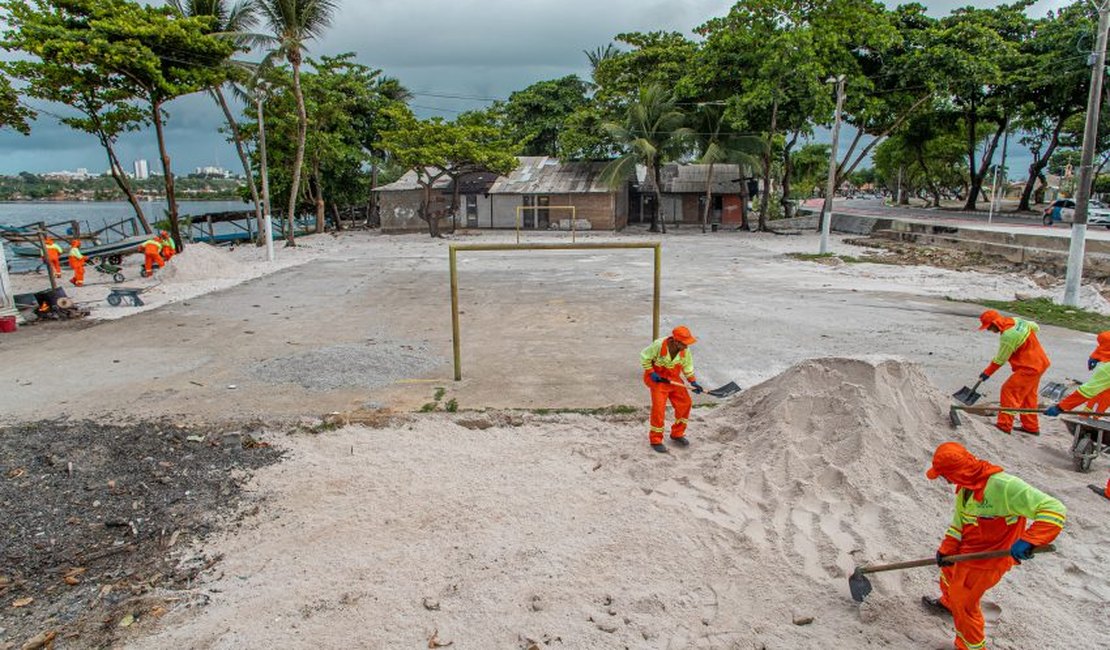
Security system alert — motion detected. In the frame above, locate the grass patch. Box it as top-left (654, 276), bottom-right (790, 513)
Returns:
top-left (788, 252), bottom-right (865, 264)
top-left (419, 402), bottom-right (438, 412)
top-left (524, 405), bottom-right (641, 416)
top-left (444, 398), bottom-right (458, 413)
top-left (433, 387), bottom-right (446, 401)
top-left (973, 297), bottom-right (1110, 334)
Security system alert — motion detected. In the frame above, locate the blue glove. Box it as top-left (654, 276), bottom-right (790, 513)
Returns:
top-left (690, 381), bottom-right (704, 394)
top-left (1010, 539), bottom-right (1035, 563)
top-left (650, 372), bottom-right (667, 384)
top-left (1089, 357), bottom-right (1099, 371)
top-left (936, 551), bottom-right (954, 567)
top-left (978, 372), bottom-right (991, 382)
top-left (1044, 404), bottom-right (1062, 417)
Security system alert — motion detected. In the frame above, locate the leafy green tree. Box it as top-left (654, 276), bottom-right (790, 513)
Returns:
top-left (874, 115), bottom-right (966, 207)
top-left (0, 76), bottom-right (31, 135)
top-left (252, 0), bottom-right (339, 245)
top-left (380, 111), bottom-right (518, 237)
top-left (501, 76), bottom-right (590, 157)
top-left (168, 0), bottom-right (265, 237)
top-left (600, 84), bottom-right (692, 234)
top-left (593, 32), bottom-right (698, 112)
top-left (691, 103), bottom-right (765, 231)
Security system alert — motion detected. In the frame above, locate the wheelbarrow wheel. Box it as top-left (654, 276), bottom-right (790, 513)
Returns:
top-left (112, 272), bottom-right (125, 283)
top-left (107, 293), bottom-right (122, 307)
top-left (108, 254), bottom-right (122, 265)
top-left (140, 268), bottom-right (151, 278)
top-left (1074, 436), bottom-right (1095, 473)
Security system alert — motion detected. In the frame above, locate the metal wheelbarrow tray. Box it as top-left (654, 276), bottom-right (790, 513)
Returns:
top-left (1060, 414), bottom-right (1110, 472)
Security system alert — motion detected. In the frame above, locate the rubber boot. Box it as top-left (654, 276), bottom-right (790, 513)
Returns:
top-left (670, 436), bottom-right (690, 447)
top-left (651, 443), bottom-right (667, 453)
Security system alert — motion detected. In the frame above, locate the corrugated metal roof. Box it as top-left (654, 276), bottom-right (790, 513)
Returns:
top-left (489, 156), bottom-right (615, 194)
top-left (636, 163), bottom-right (753, 194)
top-left (375, 169), bottom-right (452, 192)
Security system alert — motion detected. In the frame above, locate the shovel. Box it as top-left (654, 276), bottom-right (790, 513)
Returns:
top-left (949, 403), bottom-right (1097, 427)
top-left (1041, 380), bottom-right (1079, 402)
top-left (666, 379), bottom-right (742, 398)
top-left (952, 379), bottom-right (984, 406)
top-left (849, 544), bottom-right (1056, 603)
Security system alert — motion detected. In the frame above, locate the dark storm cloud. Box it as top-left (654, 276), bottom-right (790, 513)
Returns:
top-left (0, 0), bottom-right (1076, 174)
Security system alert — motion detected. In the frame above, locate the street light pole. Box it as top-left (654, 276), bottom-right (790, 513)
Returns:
top-left (987, 125), bottom-right (1010, 224)
top-left (820, 75), bottom-right (846, 254)
top-left (1064, 1), bottom-right (1110, 306)
top-left (256, 90), bottom-right (275, 263)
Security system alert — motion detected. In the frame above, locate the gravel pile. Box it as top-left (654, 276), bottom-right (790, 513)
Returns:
top-left (249, 341), bottom-right (441, 390)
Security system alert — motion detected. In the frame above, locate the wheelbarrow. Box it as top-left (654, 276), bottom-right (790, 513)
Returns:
top-left (106, 286), bottom-right (146, 307)
top-left (90, 256), bottom-right (125, 283)
top-left (1061, 415), bottom-right (1110, 472)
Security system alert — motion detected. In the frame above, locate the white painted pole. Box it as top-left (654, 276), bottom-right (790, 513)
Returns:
top-left (0, 242), bottom-right (17, 322)
top-left (820, 75), bottom-right (846, 254)
top-left (257, 93), bottom-right (275, 263)
top-left (1064, 2), bottom-right (1110, 306)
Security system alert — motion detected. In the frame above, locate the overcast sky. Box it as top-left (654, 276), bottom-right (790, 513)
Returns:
top-left (0, 0), bottom-right (1074, 176)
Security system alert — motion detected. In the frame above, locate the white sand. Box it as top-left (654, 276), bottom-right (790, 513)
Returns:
top-left (128, 358), bottom-right (1109, 650)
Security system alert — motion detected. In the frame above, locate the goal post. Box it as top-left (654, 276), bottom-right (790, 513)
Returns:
top-left (514, 205), bottom-right (580, 243)
top-left (449, 242), bottom-right (662, 380)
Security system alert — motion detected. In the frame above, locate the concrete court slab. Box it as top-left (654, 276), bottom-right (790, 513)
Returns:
top-left (0, 229), bottom-right (1098, 424)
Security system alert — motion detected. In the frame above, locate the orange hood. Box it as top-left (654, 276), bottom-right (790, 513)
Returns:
top-left (926, 442), bottom-right (1003, 502)
top-left (978, 310), bottom-right (1014, 332)
top-left (1092, 331), bottom-right (1110, 363)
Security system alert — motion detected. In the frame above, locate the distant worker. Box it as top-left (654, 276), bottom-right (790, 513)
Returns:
top-left (923, 441), bottom-right (1066, 650)
top-left (640, 325), bottom-right (704, 453)
top-left (68, 239), bottom-right (86, 287)
top-left (159, 230), bottom-right (176, 262)
top-left (42, 236), bottom-right (62, 279)
top-left (140, 234), bottom-right (164, 276)
top-left (976, 309), bottom-right (1050, 435)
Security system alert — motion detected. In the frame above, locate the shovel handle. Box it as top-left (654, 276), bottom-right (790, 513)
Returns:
top-left (856, 544), bottom-right (1056, 576)
top-left (955, 405), bottom-right (1093, 416)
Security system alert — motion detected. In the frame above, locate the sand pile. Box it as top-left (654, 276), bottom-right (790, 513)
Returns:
top-left (158, 243), bottom-right (245, 283)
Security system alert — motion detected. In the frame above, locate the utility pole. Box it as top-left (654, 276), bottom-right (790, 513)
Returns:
top-left (987, 125), bottom-right (1010, 224)
top-left (1064, 1), bottom-right (1110, 306)
top-left (0, 241), bottom-right (17, 325)
top-left (820, 75), bottom-right (846, 254)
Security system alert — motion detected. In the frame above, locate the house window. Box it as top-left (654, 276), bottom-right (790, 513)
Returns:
top-left (522, 195), bottom-right (551, 229)
top-left (466, 194), bottom-right (478, 228)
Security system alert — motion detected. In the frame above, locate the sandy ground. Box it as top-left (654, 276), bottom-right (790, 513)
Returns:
top-left (3, 226), bottom-right (1110, 649)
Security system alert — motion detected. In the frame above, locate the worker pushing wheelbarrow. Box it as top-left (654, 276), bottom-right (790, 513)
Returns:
top-left (88, 256), bottom-right (126, 283)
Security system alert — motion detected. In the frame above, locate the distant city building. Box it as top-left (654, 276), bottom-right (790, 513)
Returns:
top-left (42, 168), bottom-right (95, 181)
top-left (133, 159), bottom-right (149, 180)
top-left (193, 166), bottom-right (233, 179)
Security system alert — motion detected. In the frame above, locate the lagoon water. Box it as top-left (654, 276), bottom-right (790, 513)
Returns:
top-left (1, 200), bottom-right (252, 272)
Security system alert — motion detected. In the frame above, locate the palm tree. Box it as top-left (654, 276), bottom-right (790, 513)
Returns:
top-left (251, 0), bottom-right (338, 246)
top-left (691, 103), bottom-right (765, 232)
top-left (600, 84), bottom-right (692, 233)
top-left (168, 0), bottom-right (265, 242)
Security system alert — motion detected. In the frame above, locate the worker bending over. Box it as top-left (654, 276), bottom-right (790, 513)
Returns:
top-left (159, 230), bottom-right (176, 262)
top-left (976, 309), bottom-right (1050, 435)
top-left (68, 239), bottom-right (86, 287)
top-left (924, 442), bottom-right (1066, 650)
top-left (641, 325), bottom-right (704, 453)
top-left (140, 235), bottom-right (164, 276)
top-left (42, 237), bottom-right (62, 278)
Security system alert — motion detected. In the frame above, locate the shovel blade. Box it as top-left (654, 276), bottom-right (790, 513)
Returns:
top-left (708, 381), bottom-right (742, 398)
top-left (952, 386), bottom-right (981, 406)
top-left (1040, 382), bottom-right (1070, 401)
top-left (848, 569), bottom-right (872, 603)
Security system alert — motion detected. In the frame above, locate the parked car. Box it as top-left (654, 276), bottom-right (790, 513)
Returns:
top-left (1043, 199), bottom-right (1110, 228)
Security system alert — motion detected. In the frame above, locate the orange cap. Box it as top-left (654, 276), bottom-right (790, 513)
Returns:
top-left (1092, 331), bottom-right (1110, 362)
top-left (160, 230), bottom-right (169, 237)
top-left (978, 310), bottom-right (1001, 330)
top-left (70, 240), bottom-right (80, 247)
top-left (44, 237), bottom-right (53, 244)
top-left (672, 325), bottom-right (697, 345)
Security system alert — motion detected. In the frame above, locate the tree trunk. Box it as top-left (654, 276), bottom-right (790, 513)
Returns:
top-left (701, 161), bottom-right (715, 233)
top-left (369, 162), bottom-right (379, 227)
top-left (331, 202), bottom-right (343, 232)
top-left (780, 134), bottom-right (797, 219)
top-left (97, 128), bottom-right (150, 234)
top-left (286, 56), bottom-right (308, 247)
top-left (313, 157), bottom-right (325, 234)
top-left (421, 182), bottom-right (439, 238)
top-left (758, 96), bottom-right (779, 232)
top-left (739, 176), bottom-right (750, 231)
top-left (652, 163), bottom-right (667, 234)
top-left (1019, 118), bottom-right (1064, 211)
top-left (256, 95), bottom-right (273, 245)
top-left (215, 85), bottom-right (263, 242)
top-left (963, 118), bottom-right (1006, 211)
top-left (151, 97), bottom-right (182, 251)
top-left (837, 93), bottom-right (932, 186)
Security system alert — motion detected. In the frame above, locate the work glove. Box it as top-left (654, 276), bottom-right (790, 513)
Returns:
top-left (1009, 539), bottom-right (1035, 563)
top-left (935, 551), bottom-right (955, 567)
top-left (689, 381), bottom-right (704, 394)
top-left (649, 372), bottom-right (667, 384)
top-left (1043, 404), bottom-right (1062, 417)
top-left (1089, 357), bottom-right (1099, 371)
top-left (978, 372), bottom-right (991, 382)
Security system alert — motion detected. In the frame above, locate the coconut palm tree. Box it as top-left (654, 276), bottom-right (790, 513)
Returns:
top-left (250, 0), bottom-right (339, 246)
top-left (600, 84), bottom-right (692, 233)
top-left (691, 103), bottom-right (766, 232)
top-left (168, 0), bottom-right (265, 241)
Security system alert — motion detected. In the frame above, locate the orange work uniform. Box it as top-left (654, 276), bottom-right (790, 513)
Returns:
top-left (68, 241), bottom-right (86, 286)
top-left (979, 310), bottom-right (1050, 433)
top-left (1053, 332), bottom-right (1110, 500)
top-left (159, 231), bottom-right (176, 262)
top-left (927, 442), bottom-right (1066, 650)
top-left (43, 238), bottom-right (63, 278)
top-left (641, 327), bottom-right (698, 445)
top-left (141, 237), bottom-right (164, 275)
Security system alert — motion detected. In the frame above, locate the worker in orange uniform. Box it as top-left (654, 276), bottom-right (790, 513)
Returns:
top-left (42, 236), bottom-right (63, 278)
top-left (140, 235), bottom-right (164, 276)
top-left (922, 441), bottom-right (1066, 650)
top-left (68, 239), bottom-right (86, 287)
top-left (640, 325), bottom-right (704, 453)
top-left (976, 309), bottom-right (1050, 435)
top-left (159, 230), bottom-right (176, 262)
top-left (1041, 330), bottom-right (1110, 501)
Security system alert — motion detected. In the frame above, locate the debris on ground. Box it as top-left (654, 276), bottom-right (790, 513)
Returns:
top-left (0, 420), bottom-right (282, 649)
